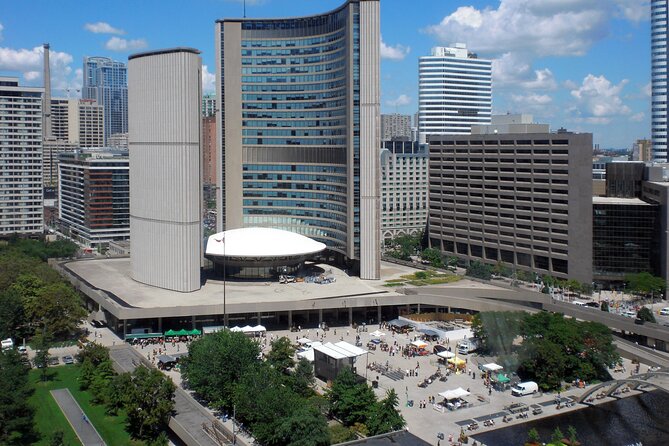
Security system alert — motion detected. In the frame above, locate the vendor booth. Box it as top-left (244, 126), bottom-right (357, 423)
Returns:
top-left (313, 341), bottom-right (368, 382)
top-left (438, 387), bottom-right (471, 411)
top-left (447, 357), bottom-right (466, 371)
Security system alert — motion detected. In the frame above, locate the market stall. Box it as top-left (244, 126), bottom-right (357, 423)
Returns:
top-left (438, 387), bottom-right (471, 411)
top-left (447, 357), bottom-right (466, 371)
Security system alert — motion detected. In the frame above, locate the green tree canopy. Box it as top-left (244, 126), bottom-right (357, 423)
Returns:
top-left (471, 312), bottom-right (523, 355)
top-left (637, 307), bottom-right (656, 323)
top-left (291, 357), bottom-right (315, 397)
top-left (0, 288), bottom-right (27, 340)
top-left (466, 261), bottom-right (493, 280)
top-left (420, 248), bottom-right (443, 267)
top-left (266, 336), bottom-right (296, 373)
top-left (23, 282), bottom-right (86, 339)
top-left (625, 272), bottom-right (666, 298)
top-left (122, 365), bottom-right (175, 441)
top-left (181, 330), bottom-right (260, 410)
top-left (366, 389), bottom-right (406, 436)
top-left (327, 367), bottom-right (377, 427)
top-left (0, 350), bottom-right (35, 445)
top-left (274, 404), bottom-right (330, 446)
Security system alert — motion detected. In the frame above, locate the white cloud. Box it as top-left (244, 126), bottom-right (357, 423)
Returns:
top-left (385, 94), bottom-right (411, 107)
top-left (0, 45), bottom-right (78, 93)
top-left (570, 74), bottom-right (631, 123)
top-left (493, 53), bottom-right (557, 90)
top-left (630, 112), bottom-right (645, 122)
top-left (84, 22), bottom-right (125, 35)
top-left (511, 93), bottom-right (553, 106)
top-left (202, 65), bottom-right (215, 94)
top-left (613, 0), bottom-right (650, 22)
top-left (105, 37), bottom-right (147, 52)
top-left (424, 1), bottom-right (638, 58)
top-left (380, 37), bottom-right (410, 61)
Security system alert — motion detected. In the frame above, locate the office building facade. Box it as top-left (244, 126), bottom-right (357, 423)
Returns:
top-left (380, 141), bottom-right (428, 243)
top-left (0, 77), bottom-right (44, 236)
top-left (216, 0), bottom-right (381, 279)
top-left (83, 56), bottom-right (128, 145)
top-left (202, 93), bottom-right (216, 117)
top-left (428, 130), bottom-right (593, 283)
top-left (653, 0), bottom-right (668, 161)
top-left (58, 150), bottom-right (129, 246)
top-left (202, 115), bottom-right (217, 186)
top-left (381, 113), bottom-right (412, 141)
top-left (129, 48), bottom-right (203, 292)
top-left (418, 44), bottom-right (491, 143)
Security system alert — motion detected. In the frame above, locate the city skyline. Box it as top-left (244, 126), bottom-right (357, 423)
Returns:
top-left (0, 0), bottom-right (652, 149)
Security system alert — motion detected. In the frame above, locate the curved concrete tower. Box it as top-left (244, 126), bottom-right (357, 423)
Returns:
top-left (128, 48), bottom-right (202, 292)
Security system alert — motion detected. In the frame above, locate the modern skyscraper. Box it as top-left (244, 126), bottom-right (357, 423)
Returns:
top-left (418, 44), bottom-right (492, 143)
top-left (83, 56), bottom-right (128, 145)
top-left (0, 77), bottom-right (44, 235)
top-left (202, 115), bottom-right (216, 186)
top-left (381, 113), bottom-right (412, 141)
top-left (128, 48), bottom-right (203, 292)
top-left (58, 149), bottom-right (129, 247)
top-left (202, 93), bottom-right (216, 117)
top-left (653, 1), bottom-right (668, 162)
top-left (216, 0), bottom-right (381, 279)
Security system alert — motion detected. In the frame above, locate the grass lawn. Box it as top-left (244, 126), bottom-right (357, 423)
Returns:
top-left (384, 270), bottom-right (462, 287)
top-left (30, 366), bottom-right (144, 446)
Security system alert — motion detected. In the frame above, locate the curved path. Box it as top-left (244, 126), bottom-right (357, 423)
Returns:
top-left (51, 388), bottom-right (105, 446)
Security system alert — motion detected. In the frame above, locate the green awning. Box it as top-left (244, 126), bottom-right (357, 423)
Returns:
top-left (496, 373), bottom-right (510, 383)
top-left (125, 333), bottom-right (164, 340)
top-left (189, 329), bottom-right (201, 336)
top-left (176, 329), bottom-right (189, 336)
top-left (165, 329), bottom-right (178, 336)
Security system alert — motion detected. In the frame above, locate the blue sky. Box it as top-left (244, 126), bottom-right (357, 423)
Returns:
top-left (0, 0), bottom-right (652, 148)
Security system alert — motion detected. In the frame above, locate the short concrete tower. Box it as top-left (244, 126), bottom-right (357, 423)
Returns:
top-left (128, 48), bottom-right (203, 292)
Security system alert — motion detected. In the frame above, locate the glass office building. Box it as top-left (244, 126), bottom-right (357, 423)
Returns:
top-left (215, 0), bottom-right (380, 279)
top-left (652, 0), bottom-right (668, 161)
top-left (83, 57), bottom-right (128, 145)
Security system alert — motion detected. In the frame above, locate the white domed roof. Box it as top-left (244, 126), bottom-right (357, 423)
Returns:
top-left (205, 227), bottom-right (326, 258)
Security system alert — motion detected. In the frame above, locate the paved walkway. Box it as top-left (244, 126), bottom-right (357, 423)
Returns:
top-left (51, 388), bottom-right (105, 446)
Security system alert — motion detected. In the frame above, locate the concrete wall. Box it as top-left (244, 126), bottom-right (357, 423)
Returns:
top-left (128, 49), bottom-right (202, 292)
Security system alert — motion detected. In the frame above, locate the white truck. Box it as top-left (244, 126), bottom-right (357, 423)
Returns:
top-left (457, 338), bottom-right (480, 355)
top-left (511, 381), bottom-right (539, 396)
top-left (1, 338), bottom-right (14, 351)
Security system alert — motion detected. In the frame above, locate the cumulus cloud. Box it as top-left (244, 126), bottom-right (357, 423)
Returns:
top-left (0, 45), bottom-right (78, 93)
top-left (630, 112), bottom-right (645, 122)
top-left (424, 1), bottom-right (642, 58)
top-left (613, 0), bottom-right (650, 22)
top-left (202, 65), bottom-right (215, 94)
top-left (84, 22), bottom-right (125, 35)
top-left (493, 53), bottom-right (557, 90)
top-left (511, 93), bottom-right (553, 106)
top-left (105, 37), bottom-right (147, 52)
top-left (385, 94), bottom-right (411, 107)
top-left (381, 36), bottom-right (410, 61)
top-left (570, 74), bottom-right (631, 124)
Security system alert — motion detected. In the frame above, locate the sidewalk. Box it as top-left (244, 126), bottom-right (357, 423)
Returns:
top-left (51, 388), bottom-right (105, 446)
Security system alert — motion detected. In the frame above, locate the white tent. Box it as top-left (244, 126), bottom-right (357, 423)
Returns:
top-left (438, 387), bottom-right (470, 400)
top-left (296, 341), bottom-right (322, 362)
top-left (410, 340), bottom-right (428, 349)
top-left (437, 350), bottom-right (455, 359)
top-left (241, 325), bottom-right (255, 333)
top-left (297, 337), bottom-right (313, 345)
top-left (369, 330), bottom-right (386, 338)
top-left (251, 325), bottom-right (266, 332)
top-left (230, 326), bottom-right (243, 332)
top-left (481, 363), bottom-right (503, 372)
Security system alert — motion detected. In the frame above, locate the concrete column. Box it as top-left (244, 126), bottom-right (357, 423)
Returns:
top-left (348, 307), bottom-right (353, 326)
top-left (288, 310), bottom-right (293, 328)
top-left (257, 312), bottom-right (262, 325)
top-left (417, 303), bottom-right (421, 314)
top-left (377, 306), bottom-right (382, 325)
top-left (224, 312), bottom-right (229, 327)
top-left (192, 315), bottom-right (196, 329)
top-left (123, 320), bottom-right (127, 336)
top-left (158, 317), bottom-right (162, 333)
top-left (319, 309), bottom-right (323, 324)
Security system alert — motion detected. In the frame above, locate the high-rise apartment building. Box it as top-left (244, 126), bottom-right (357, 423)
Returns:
top-left (83, 56), bottom-right (128, 145)
top-left (58, 149), bottom-right (129, 247)
top-left (202, 116), bottom-right (216, 186)
top-left (129, 48), bottom-right (203, 293)
top-left (418, 44), bottom-right (491, 143)
top-left (652, 0), bottom-right (668, 162)
top-left (0, 77), bottom-right (44, 235)
top-left (216, 0), bottom-right (381, 279)
top-left (428, 126), bottom-right (593, 284)
top-left (633, 138), bottom-right (652, 162)
top-left (381, 113), bottom-right (412, 141)
top-left (380, 141), bottom-right (428, 243)
top-left (202, 93), bottom-right (216, 117)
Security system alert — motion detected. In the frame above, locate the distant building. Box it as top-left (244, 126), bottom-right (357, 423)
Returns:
top-left (472, 114), bottom-right (546, 135)
top-left (652, 0), bottom-right (668, 161)
top-left (83, 56), bottom-right (128, 145)
top-left (0, 77), bottom-right (44, 236)
top-left (428, 127), bottom-right (593, 284)
top-left (632, 138), bottom-right (652, 162)
top-left (129, 48), bottom-right (203, 293)
top-left (202, 93), bottom-right (216, 117)
top-left (418, 44), bottom-right (492, 143)
top-left (202, 116), bottom-right (216, 186)
top-left (58, 149), bottom-right (129, 247)
top-left (381, 113), bottom-right (412, 141)
top-left (380, 141), bottom-right (428, 243)
top-left (107, 133), bottom-right (128, 149)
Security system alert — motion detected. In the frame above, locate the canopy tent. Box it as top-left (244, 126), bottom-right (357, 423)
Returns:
top-left (164, 329), bottom-right (178, 336)
top-left (251, 325), bottom-right (266, 332)
top-left (410, 340), bottom-right (428, 349)
top-left (124, 333), bottom-right (163, 340)
top-left (481, 363), bottom-right (503, 372)
top-left (369, 330), bottom-right (386, 338)
top-left (297, 338), bottom-right (313, 345)
top-left (175, 329), bottom-right (189, 336)
top-left (189, 329), bottom-right (202, 336)
top-left (438, 387), bottom-right (471, 400)
top-left (296, 341), bottom-right (322, 362)
top-left (230, 326), bottom-right (243, 332)
top-left (494, 373), bottom-right (510, 383)
top-left (202, 326), bottom-right (225, 335)
top-left (437, 350), bottom-right (455, 359)
top-left (448, 357), bottom-right (466, 366)
top-left (241, 325), bottom-right (255, 333)
top-left (157, 355), bottom-right (177, 364)
top-left (419, 328), bottom-right (440, 337)
top-left (369, 339), bottom-right (382, 345)
top-left (387, 319), bottom-right (412, 327)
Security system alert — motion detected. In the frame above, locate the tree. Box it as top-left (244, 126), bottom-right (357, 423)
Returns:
top-left (23, 282), bottom-right (86, 339)
top-left (637, 307), bottom-right (656, 324)
top-left (105, 373), bottom-right (132, 415)
top-left (466, 261), bottom-right (493, 280)
top-left (600, 301), bottom-right (609, 312)
top-left (76, 343), bottom-right (111, 367)
top-left (32, 330), bottom-right (51, 382)
top-left (527, 428), bottom-right (541, 444)
top-left (625, 272), bottom-right (666, 299)
top-left (274, 404), bottom-right (330, 446)
top-left (123, 366), bottom-right (175, 441)
top-left (471, 312), bottom-right (523, 355)
top-left (89, 359), bottom-right (116, 404)
top-left (49, 430), bottom-right (64, 446)
top-left (494, 261), bottom-right (512, 278)
top-left (181, 330), bottom-right (260, 410)
top-left (0, 350), bottom-right (36, 445)
top-left (420, 248), bottom-right (443, 267)
top-left (366, 389), bottom-right (405, 436)
top-left (567, 425), bottom-right (579, 446)
top-left (551, 427), bottom-right (565, 445)
top-left (291, 357), bottom-right (315, 397)
top-left (0, 288), bottom-right (27, 341)
top-left (266, 336), bottom-right (295, 373)
top-left (327, 367), bottom-right (377, 427)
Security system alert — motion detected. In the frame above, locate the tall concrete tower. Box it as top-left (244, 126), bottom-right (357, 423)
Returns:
top-left (128, 48), bottom-right (203, 292)
top-left (652, 0), bottom-right (668, 161)
top-left (43, 43), bottom-right (52, 139)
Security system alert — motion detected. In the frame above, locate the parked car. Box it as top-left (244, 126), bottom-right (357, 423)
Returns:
top-left (622, 310), bottom-right (637, 318)
top-left (584, 302), bottom-right (600, 308)
top-left (48, 356), bottom-right (60, 366)
top-left (660, 307), bottom-right (669, 316)
top-left (17, 345), bottom-right (27, 355)
top-left (62, 355), bottom-right (74, 365)
top-left (433, 345), bottom-right (448, 355)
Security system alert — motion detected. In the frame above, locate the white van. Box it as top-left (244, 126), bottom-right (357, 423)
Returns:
top-left (660, 307), bottom-right (669, 316)
top-left (511, 381), bottom-right (539, 396)
top-left (1, 338), bottom-right (14, 351)
top-left (573, 301), bottom-right (587, 307)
